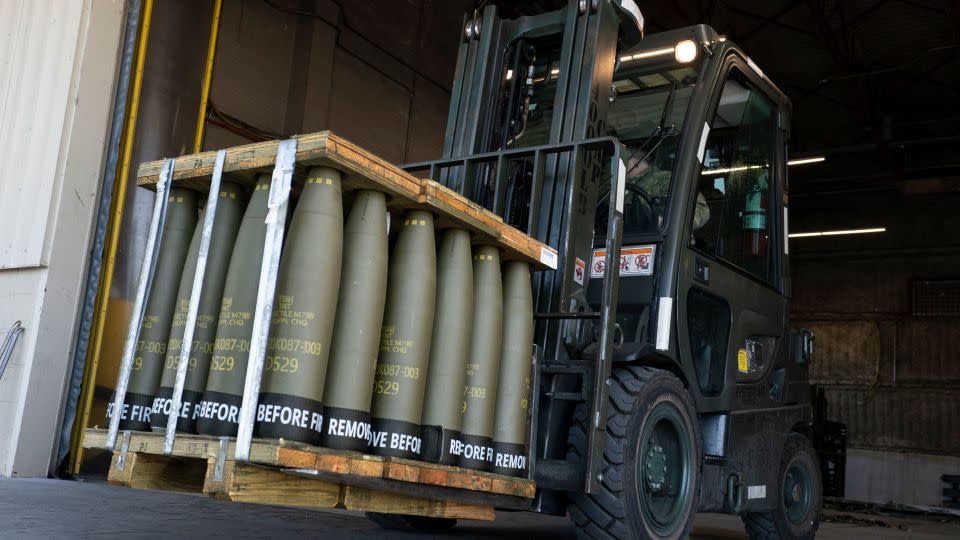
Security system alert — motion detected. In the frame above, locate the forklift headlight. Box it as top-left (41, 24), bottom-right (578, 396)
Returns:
top-left (674, 39), bottom-right (698, 63)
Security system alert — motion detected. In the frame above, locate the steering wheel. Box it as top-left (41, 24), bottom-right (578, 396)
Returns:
top-left (625, 183), bottom-right (659, 228)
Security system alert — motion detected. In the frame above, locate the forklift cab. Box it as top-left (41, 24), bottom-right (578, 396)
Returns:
top-left (588, 25), bottom-right (802, 414)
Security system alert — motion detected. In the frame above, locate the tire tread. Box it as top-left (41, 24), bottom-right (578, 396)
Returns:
top-left (567, 366), bottom-right (698, 540)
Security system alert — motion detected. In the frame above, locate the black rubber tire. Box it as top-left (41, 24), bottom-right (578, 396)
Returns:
top-left (365, 512), bottom-right (457, 533)
top-left (567, 366), bottom-right (701, 540)
top-left (742, 434), bottom-right (822, 540)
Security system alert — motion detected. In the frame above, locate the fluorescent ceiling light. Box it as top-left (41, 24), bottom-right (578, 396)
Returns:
top-left (701, 157), bottom-right (826, 176)
top-left (701, 164), bottom-right (765, 175)
top-left (789, 227), bottom-right (885, 238)
top-left (621, 46), bottom-right (675, 63)
top-left (788, 156), bottom-right (826, 166)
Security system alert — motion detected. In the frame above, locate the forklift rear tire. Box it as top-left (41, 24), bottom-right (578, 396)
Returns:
top-left (741, 434), bottom-right (822, 540)
top-left (567, 366), bottom-right (701, 540)
top-left (365, 512), bottom-right (457, 533)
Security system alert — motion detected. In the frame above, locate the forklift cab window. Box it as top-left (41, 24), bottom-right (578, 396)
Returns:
top-left (594, 61), bottom-right (699, 243)
top-left (598, 63), bottom-right (698, 238)
top-left (693, 69), bottom-right (777, 285)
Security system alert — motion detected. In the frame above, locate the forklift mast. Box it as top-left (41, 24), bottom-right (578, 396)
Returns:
top-left (407, 0), bottom-right (638, 499)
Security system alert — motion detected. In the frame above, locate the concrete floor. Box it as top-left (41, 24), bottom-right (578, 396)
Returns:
top-left (1, 478), bottom-right (958, 539)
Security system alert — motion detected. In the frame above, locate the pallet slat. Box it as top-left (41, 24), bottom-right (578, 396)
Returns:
top-left (134, 131), bottom-right (557, 269)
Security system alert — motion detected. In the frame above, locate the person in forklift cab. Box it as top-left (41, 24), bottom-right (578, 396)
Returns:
top-left (622, 146), bottom-right (710, 233)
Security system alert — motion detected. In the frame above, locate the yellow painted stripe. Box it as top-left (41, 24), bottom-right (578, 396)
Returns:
top-left (192, 0), bottom-right (222, 153)
top-left (70, 0), bottom-right (156, 475)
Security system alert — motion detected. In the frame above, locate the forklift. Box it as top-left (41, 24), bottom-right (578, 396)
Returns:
top-left (386, 1), bottom-right (822, 538)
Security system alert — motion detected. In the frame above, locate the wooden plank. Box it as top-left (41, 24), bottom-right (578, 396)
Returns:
top-left (136, 132), bottom-right (420, 203)
top-left (341, 485), bottom-right (495, 521)
top-left (491, 476), bottom-right (537, 499)
top-left (107, 452), bottom-right (206, 493)
top-left (205, 461), bottom-right (340, 509)
top-left (82, 429), bottom-right (280, 465)
top-left (132, 131), bottom-right (557, 270)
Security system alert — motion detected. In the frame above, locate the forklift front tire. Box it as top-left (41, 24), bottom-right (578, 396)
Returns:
top-left (741, 434), bottom-right (822, 540)
top-left (568, 366), bottom-right (701, 540)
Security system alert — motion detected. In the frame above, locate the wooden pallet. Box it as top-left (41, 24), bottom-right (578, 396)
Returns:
top-left (135, 131), bottom-right (558, 269)
top-left (83, 428), bottom-right (535, 521)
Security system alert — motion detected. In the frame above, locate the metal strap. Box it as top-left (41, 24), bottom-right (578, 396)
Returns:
top-left (213, 435), bottom-right (229, 481)
top-left (115, 430), bottom-right (132, 471)
top-left (234, 138), bottom-right (298, 462)
top-left (106, 158), bottom-right (175, 450)
top-left (163, 150), bottom-right (227, 455)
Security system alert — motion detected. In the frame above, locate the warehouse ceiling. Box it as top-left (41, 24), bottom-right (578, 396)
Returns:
top-left (483, 0), bottom-right (960, 194)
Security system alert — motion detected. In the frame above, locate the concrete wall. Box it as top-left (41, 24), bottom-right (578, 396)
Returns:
top-left (0, 0), bottom-right (124, 475)
top-left (201, 0), bottom-right (469, 162)
top-left (790, 186), bottom-right (960, 505)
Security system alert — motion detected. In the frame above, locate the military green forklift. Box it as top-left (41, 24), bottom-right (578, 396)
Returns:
top-left (389, 1), bottom-right (821, 538)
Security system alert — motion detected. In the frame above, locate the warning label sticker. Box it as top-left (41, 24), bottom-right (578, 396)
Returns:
top-left (590, 245), bottom-right (656, 278)
top-left (574, 257), bottom-right (586, 285)
top-left (737, 348), bottom-right (749, 373)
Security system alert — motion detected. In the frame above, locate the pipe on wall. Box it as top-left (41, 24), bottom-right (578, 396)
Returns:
top-left (60, 0), bottom-right (148, 475)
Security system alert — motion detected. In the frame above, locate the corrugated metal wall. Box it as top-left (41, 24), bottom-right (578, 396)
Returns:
top-left (792, 189), bottom-right (960, 456)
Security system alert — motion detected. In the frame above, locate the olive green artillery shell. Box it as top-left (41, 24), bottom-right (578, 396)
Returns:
top-left (460, 245), bottom-right (503, 440)
top-left (456, 245), bottom-right (503, 470)
top-left (256, 167), bottom-right (343, 445)
top-left (117, 187), bottom-right (198, 430)
top-left (151, 181), bottom-right (245, 432)
top-left (321, 190), bottom-right (388, 451)
top-left (195, 175), bottom-right (270, 436)
top-left (420, 229), bottom-right (473, 462)
top-left (493, 261), bottom-right (533, 445)
top-left (491, 261), bottom-right (533, 477)
top-left (369, 210), bottom-right (436, 459)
